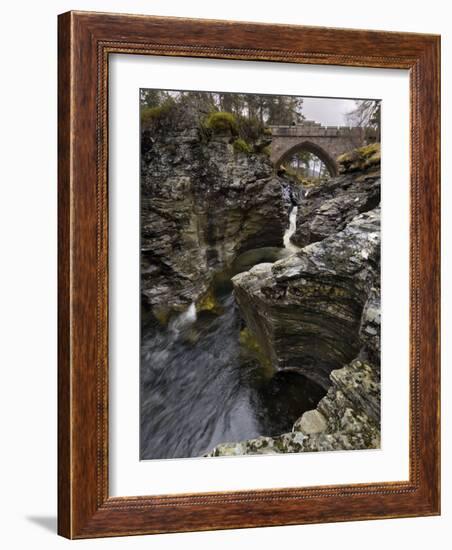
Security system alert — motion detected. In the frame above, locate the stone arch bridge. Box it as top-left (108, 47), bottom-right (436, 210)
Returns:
top-left (269, 121), bottom-right (365, 176)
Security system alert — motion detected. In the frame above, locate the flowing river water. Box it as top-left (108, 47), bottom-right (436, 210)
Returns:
top-left (140, 205), bottom-right (325, 459)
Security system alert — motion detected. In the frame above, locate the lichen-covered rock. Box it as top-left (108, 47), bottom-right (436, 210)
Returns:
top-left (359, 286), bottom-right (381, 365)
top-left (339, 364), bottom-right (380, 425)
top-left (231, 208), bottom-right (380, 389)
top-left (141, 127), bottom-right (294, 315)
top-left (319, 360), bottom-right (380, 429)
top-left (295, 410), bottom-right (327, 434)
top-left (141, 126), bottom-right (382, 458)
top-left (207, 358), bottom-right (380, 457)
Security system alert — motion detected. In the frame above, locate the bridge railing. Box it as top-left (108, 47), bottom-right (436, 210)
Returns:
top-left (268, 124), bottom-right (363, 137)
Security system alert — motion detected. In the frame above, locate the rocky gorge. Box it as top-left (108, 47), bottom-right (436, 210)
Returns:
top-left (141, 115), bottom-right (296, 317)
top-left (140, 102), bottom-right (381, 459)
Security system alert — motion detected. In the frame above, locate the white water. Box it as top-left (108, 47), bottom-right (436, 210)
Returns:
top-left (283, 206), bottom-right (300, 253)
top-left (169, 302), bottom-right (197, 334)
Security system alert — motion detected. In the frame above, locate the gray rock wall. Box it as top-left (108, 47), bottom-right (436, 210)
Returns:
top-left (292, 168), bottom-right (380, 248)
top-left (141, 128), bottom-right (292, 314)
top-left (231, 208), bottom-right (380, 389)
top-left (207, 160), bottom-right (381, 457)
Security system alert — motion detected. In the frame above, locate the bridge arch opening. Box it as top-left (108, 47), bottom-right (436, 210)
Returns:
top-left (276, 141), bottom-right (338, 179)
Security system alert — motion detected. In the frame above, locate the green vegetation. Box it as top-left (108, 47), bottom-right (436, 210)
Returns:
top-left (140, 89), bottom-right (308, 151)
top-left (203, 111), bottom-right (267, 151)
top-left (196, 288), bottom-right (223, 315)
top-left (239, 327), bottom-right (272, 373)
top-left (152, 306), bottom-right (170, 326)
top-left (262, 145), bottom-right (271, 157)
top-left (203, 111), bottom-right (238, 134)
top-left (236, 115), bottom-right (265, 143)
top-left (284, 165), bottom-right (305, 184)
top-left (359, 143), bottom-right (381, 165)
top-left (233, 138), bottom-right (252, 154)
top-left (338, 143), bottom-right (381, 173)
top-left (282, 165), bottom-right (329, 187)
top-left (141, 99), bottom-right (175, 129)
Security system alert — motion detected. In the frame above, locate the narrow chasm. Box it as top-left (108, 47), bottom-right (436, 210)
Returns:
top-left (140, 99), bottom-right (381, 459)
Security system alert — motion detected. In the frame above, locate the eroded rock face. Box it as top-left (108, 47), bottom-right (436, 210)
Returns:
top-left (207, 203), bottom-right (381, 457)
top-left (207, 355), bottom-right (380, 456)
top-left (141, 127), bottom-right (293, 313)
top-left (208, 353), bottom-right (381, 457)
top-left (231, 208), bottom-right (380, 389)
top-left (141, 127), bottom-right (382, 457)
top-left (360, 286), bottom-right (381, 365)
top-left (291, 166), bottom-right (380, 248)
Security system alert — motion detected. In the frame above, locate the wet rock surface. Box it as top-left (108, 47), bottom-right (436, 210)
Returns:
top-left (207, 171), bottom-right (381, 457)
top-left (141, 126), bottom-right (294, 314)
top-left (140, 119), bottom-right (381, 458)
top-left (140, 120), bottom-right (321, 459)
top-left (291, 146), bottom-right (380, 248)
top-left (231, 208), bottom-right (380, 389)
top-left (207, 358), bottom-right (381, 456)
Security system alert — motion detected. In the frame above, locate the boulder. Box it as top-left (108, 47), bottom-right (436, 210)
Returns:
top-left (291, 163), bottom-right (380, 249)
top-left (231, 207), bottom-right (380, 388)
top-left (207, 358), bottom-right (380, 457)
top-left (295, 410), bottom-right (327, 434)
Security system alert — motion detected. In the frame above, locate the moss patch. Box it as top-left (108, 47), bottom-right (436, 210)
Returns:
top-left (196, 288), bottom-right (223, 315)
top-left (152, 306), bottom-right (171, 326)
top-left (141, 100), bottom-right (175, 129)
top-left (239, 327), bottom-right (272, 372)
top-left (203, 111), bottom-right (238, 135)
top-left (338, 143), bottom-right (381, 173)
top-left (233, 138), bottom-right (252, 154)
top-left (283, 166), bottom-right (328, 187)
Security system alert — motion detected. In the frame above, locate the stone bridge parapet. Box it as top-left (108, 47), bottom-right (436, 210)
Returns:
top-left (269, 120), bottom-right (366, 175)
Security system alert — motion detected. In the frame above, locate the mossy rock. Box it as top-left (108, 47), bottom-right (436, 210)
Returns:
top-left (233, 138), bottom-right (252, 154)
top-left (196, 288), bottom-right (223, 315)
top-left (239, 327), bottom-right (272, 372)
top-left (253, 137), bottom-right (272, 155)
top-left (152, 306), bottom-right (171, 326)
top-left (261, 145), bottom-right (271, 157)
top-left (338, 143), bottom-right (381, 173)
top-left (203, 111), bottom-right (238, 135)
top-left (283, 166), bottom-right (324, 187)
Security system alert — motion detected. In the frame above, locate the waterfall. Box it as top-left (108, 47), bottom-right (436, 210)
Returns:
top-left (169, 302), bottom-right (197, 335)
top-left (283, 206), bottom-right (300, 253)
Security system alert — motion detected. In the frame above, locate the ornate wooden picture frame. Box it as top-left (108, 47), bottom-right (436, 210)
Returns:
top-left (58, 11), bottom-right (440, 539)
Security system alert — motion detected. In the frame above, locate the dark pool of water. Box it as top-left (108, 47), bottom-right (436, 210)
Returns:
top-left (140, 249), bottom-right (325, 460)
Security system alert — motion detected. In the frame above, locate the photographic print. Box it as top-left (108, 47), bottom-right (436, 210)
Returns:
top-left (139, 89), bottom-right (381, 460)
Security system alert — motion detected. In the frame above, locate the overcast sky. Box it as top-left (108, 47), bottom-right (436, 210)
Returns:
top-left (301, 97), bottom-right (360, 126)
